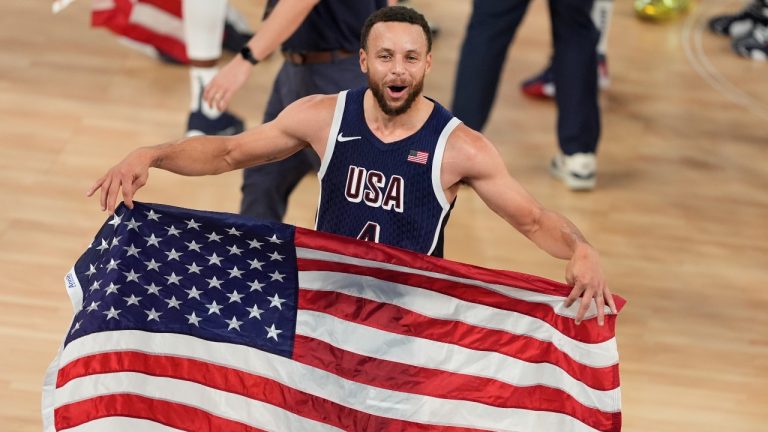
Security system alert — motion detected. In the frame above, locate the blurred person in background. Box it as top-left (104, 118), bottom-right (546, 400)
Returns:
top-left (452, 0), bottom-right (601, 192)
top-left (204, 0), bottom-right (391, 221)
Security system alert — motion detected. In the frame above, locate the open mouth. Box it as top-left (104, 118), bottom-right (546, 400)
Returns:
top-left (386, 85), bottom-right (408, 98)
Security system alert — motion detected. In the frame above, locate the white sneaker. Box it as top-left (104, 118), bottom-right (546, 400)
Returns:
top-left (550, 153), bottom-right (597, 190)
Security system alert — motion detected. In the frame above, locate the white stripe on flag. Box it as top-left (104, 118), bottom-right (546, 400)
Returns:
top-left (60, 417), bottom-right (185, 432)
top-left (129, 3), bottom-right (184, 40)
top-left (56, 372), bottom-right (343, 432)
top-left (57, 331), bottom-right (601, 431)
top-left (297, 247), bottom-right (609, 320)
top-left (296, 309), bottom-right (621, 413)
top-left (299, 270), bottom-right (618, 368)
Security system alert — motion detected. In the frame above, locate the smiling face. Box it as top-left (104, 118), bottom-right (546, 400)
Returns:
top-left (360, 21), bottom-right (432, 117)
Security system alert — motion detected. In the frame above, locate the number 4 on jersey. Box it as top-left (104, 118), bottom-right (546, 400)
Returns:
top-left (357, 222), bottom-right (380, 243)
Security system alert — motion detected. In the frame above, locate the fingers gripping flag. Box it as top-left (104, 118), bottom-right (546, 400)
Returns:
top-left (43, 202), bottom-right (625, 431)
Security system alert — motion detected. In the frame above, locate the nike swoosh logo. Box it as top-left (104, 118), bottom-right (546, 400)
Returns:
top-left (337, 132), bottom-right (361, 142)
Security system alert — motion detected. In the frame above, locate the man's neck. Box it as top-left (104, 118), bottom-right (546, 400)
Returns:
top-left (363, 89), bottom-right (434, 143)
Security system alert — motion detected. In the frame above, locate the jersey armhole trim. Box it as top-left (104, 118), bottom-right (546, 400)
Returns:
top-left (315, 90), bottom-right (347, 231)
top-left (318, 90), bottom-right (348, 181)
top-left (428, 117), bottom-right (461, 255)
top-left (431, 117), bottom-right (462, 210)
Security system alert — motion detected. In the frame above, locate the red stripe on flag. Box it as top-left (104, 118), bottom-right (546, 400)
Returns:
top-left (139, 0), bottom-right (182, 16)
top-left (293, 335), bottom-right (622, 432)
top-left (55, 394), bottom-right (265, 432)
top-left (91, 0), bottom-right (188, 63)
top-left (56, 351), bottom-right (487, 432)
top-left (298, 258), bottom-right (618, 344)
top-left (295, 227), bottom-right (626, 312)
top-left (298, 289), bottom-right (619, 391)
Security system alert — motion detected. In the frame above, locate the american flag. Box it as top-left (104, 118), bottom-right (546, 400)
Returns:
top-left (43, 202), bottom-right (625, 431)
top-left (91, 0), bottom-right (188, 63)
top-left (407, 149), bottom-right (430, 165)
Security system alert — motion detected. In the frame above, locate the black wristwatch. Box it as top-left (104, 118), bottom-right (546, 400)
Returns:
top-left (240, 46), bottom-right (260, 65)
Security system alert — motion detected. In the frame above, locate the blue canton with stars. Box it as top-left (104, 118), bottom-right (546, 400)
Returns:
top-left (67, 202), bottom-right (298, 358)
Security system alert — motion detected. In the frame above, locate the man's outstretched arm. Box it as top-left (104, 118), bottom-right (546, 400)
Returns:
top-left (445, 126), bottom-right (618, 325)
top-left (87, 94), bottom-right (335, 214)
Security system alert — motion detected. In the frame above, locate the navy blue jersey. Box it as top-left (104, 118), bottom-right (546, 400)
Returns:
top-left (278, 0), bottom-right (388, 53)
top-left (315, 87), bottom-right (462, 257)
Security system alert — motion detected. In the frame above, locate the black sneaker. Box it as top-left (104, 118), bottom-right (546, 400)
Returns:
top-left (186, 110), bottom-right (245, 137)
top-left (708, 0), bottom-right (768, 38)
top-left (732, 23), bottom-right (768, 60)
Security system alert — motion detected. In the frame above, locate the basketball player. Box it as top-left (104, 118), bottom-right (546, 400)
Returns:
top-left (88, 6), bottom-right (617, 325)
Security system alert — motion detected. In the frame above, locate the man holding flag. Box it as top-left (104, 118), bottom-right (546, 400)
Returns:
top-left (57, 8), bottom-right (624, 430)
top-left (88, 5), bottom-right (616, 325)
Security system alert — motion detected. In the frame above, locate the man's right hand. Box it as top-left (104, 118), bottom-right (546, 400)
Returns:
top-left (86, 148), bottom-right (153, 214)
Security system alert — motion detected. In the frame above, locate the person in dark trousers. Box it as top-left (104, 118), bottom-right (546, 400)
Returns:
top-left (452, 0), bottom-right (601, 191)
top-left (204, 0), bottom-right (389, 221)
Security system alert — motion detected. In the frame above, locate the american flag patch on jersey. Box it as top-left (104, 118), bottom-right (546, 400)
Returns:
top-left (407, 150), bottom-right (429, 164)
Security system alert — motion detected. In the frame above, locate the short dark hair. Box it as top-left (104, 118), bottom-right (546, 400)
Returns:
top-left (361, 6), bottom-right (432, 53)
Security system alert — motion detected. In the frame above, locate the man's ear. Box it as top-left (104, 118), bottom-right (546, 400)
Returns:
top-left (359, 48), bottom-right (368, 73)
top-left (425, 52), bottom-right (432, 74)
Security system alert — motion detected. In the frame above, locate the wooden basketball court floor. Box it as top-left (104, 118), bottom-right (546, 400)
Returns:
top-left (0, 0), bottom-right (766, 430)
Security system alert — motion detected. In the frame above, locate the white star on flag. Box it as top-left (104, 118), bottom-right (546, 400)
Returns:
top-left (144, 259), bottom-right (162, 272)
top-left (186, 311), bottom-right (202, 326)
top-left (207, 253), bottom-right (223, 266)
top-left (103, 306), bottom-right (121, 320)
top-left (265, 324), bottom-right (282, 341)
top-left (96, 239), bottom-right (109, 252)
top-left (247, 304), bottom-right (264, 319)
top-left (144, 234), bottom-right (161, 247)
top-left (123, 269), bottom-right (141, 283)
top-left (206, 232), bottom-right (223, 242)
top-left (165, 249), bottom-right (182, 261)
top-left (226, 316), bottom-right (243, 331)
top-left (206, 301), bottom-right (223, 315)
top-left (125, 218), bottom-right (142, 231)
top-left (145, 209), bottom-right (161, 221)
top-left (123, 294), bottom-right (142, 306)
top-left (248, 280), bottom-right (265, 292)
top-left (267, 293), bottom-right (286, 310)
top-left (85, 301), bottom-right (100, 312)
top-left (145, 308), bottom-right (162, 321)
top-left (268, 251), bottom-right (285, 261)
top-left (108, 214), bottom-right (122, 227)
top-left (185, 219), bottom-right (201, 230)
top-left (206, 276), bottom-right (223, 289)
top-left (144, 283), bottom-right (162, 296)
top-left (165, 272), bottom-right (182, 285)
top-left (185, 240), bottom-right (202, 252)
top-left (185, 286), bottom-right (203, 300)
top-left (227, 266), bottom-right (244, 279)
top-left (186, 262), bottom-right (203, 274)
top-left (227, 290), bottom-right (244, 303)
top-left (165, 296), bottom-right (182, 309)
top-left (104, 282), bottom-right (120, 295)
top-left (124, 244), bottom-right (141, 257)
top-left (247, 258), bottom-right (264, 270)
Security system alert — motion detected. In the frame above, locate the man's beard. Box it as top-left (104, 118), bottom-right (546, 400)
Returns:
top-left (368, 76), bottom-right (425, 117)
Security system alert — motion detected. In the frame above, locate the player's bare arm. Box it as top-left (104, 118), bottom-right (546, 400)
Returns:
top-left (87, 94), bottom-right (336, 215)
top-left (442, 125), bottom-right (618, 325)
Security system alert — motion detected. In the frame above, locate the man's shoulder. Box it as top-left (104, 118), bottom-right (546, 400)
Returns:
top-left (288, 93), bottom-right (340, 115)
top-left (446, 123), bottom-right (490, 155)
